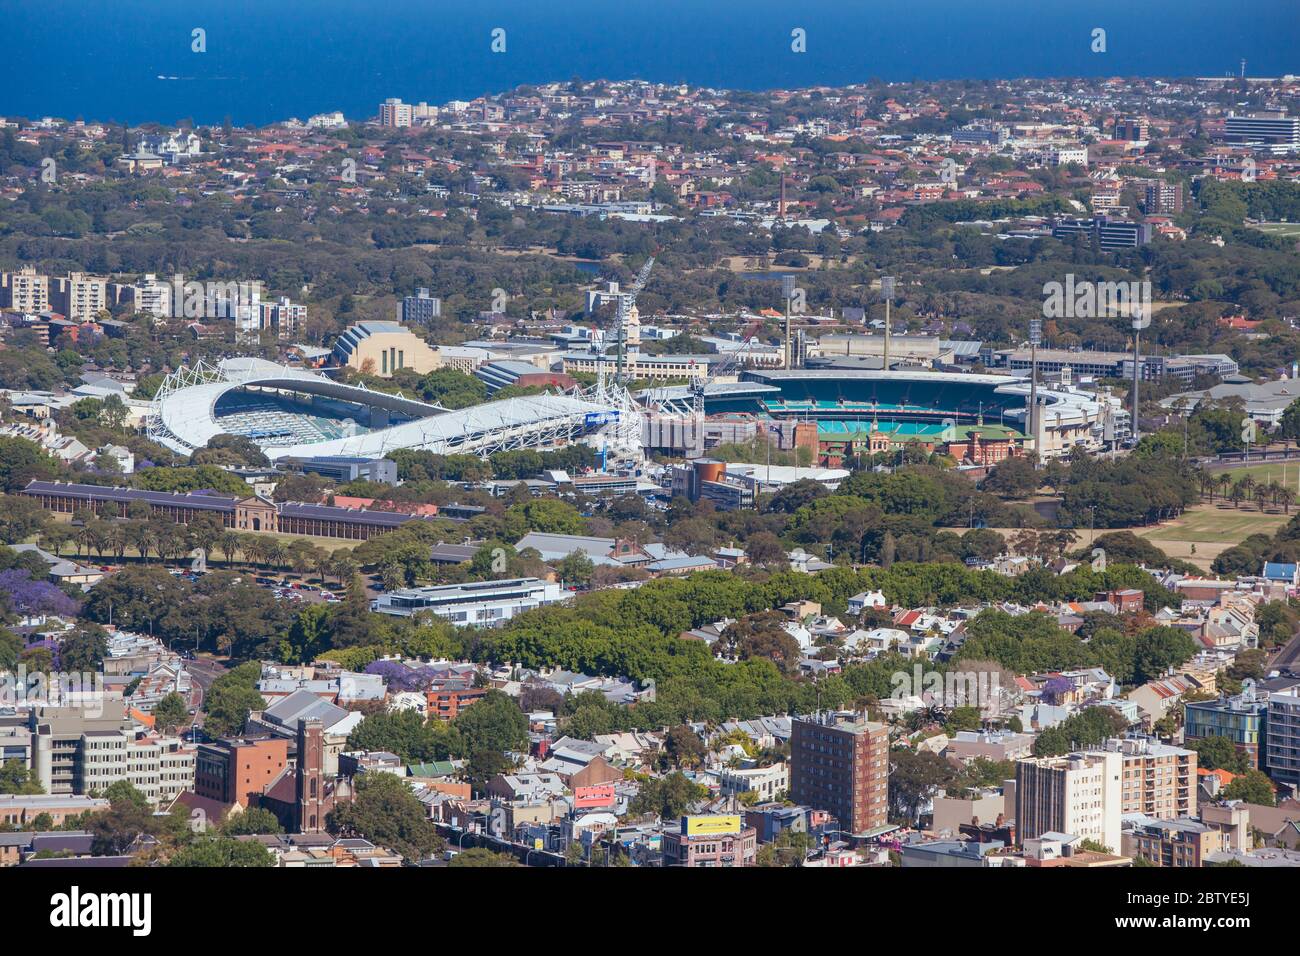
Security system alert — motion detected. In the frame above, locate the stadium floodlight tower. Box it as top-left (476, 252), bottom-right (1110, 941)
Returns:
top-left (1131, 305), bottom-right (1150, 445)
top-left (781, 274), bottom-right (797, 369)
top-left (880, 276), bottom-right (896, 371)
top-left (1028, 317), bottom-right (1042, 453)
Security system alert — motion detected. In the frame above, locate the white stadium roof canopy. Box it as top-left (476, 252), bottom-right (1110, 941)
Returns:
top-left (150, 358), bottom-right (631, 460)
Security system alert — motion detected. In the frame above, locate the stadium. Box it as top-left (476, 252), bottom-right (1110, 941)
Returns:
top-left (641, 368), bottom-right (1111, 461)
top-left (147, 358), bottom-right (639, 461)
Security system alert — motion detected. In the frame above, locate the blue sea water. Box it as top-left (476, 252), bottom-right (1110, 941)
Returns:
top-left (1, 0), bottom-right (1297, 126)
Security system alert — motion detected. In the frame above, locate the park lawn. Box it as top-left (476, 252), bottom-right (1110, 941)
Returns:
top-left (1252, 222), bottom-right (1300, 238)
top-left (1133, 502), bottom-right (1292, 570)
top-left (1204, 462), bottom-right (1300, 490)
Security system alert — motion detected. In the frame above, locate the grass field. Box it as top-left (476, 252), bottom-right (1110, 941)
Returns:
top-left (1133, 501), bottom-right (1292, 569)
top-left (1252, 222), bottom-right (1300, 238)
top-left (1204, 462), bottom-right (1300, 491)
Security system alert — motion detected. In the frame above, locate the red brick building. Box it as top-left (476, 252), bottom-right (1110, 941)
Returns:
top-left (789, 713), bottom-right (889, 835)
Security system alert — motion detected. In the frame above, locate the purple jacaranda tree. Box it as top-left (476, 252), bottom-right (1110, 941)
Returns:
top-left (0, 569), bottom-right (79, 618)
top-left (364, 659), bottom-right (435, 693)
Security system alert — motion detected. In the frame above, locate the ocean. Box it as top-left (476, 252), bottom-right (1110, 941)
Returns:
top-left (2, 0), bottom-right (1297, 126)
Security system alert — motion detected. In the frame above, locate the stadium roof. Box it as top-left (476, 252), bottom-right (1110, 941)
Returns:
top-left (150, 359), bottom-right (628, 460)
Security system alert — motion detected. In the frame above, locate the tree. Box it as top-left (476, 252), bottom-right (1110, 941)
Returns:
top-left (152, 692), bottom-right (190, 734)
top-left (448, 848), bottom-right (520, 867)
top-left (89, 781), bottom-right (156, 856)
top-left (0, 494), bottom-right (50, 544)
top-left (556, 550), bottom-right (594, 588)
top-left (347, 710), bottom-right (458, 763)
top-left (168, 835), bottom-right (276, 867)
top-left (756, 829), bottom-right (814, 867)
top-left (1221, 769), bottom-right (1276, 806)
top-left (889, 749), bottom-right (955, 823)
top-left (453, 689), bottom-right (527, 755)
top-left (202, 662), bottom-right (267, 737)
top-left (629, 771), bottom-right (707, 819)
top-left (220, 806), bottom-right (284, 836)
top-left (59, 624), bottom-right (109, 672)
top-left (328, 771), bottom-right (443, 862)
top-left (664, 724), bottom-right (706, 769)
top-left (1187, 734), bottom-right (1249, 775)
top-left (0, 758), bottom-right (44, 795)
top-left (981, 456), bottom-right (1040, 498)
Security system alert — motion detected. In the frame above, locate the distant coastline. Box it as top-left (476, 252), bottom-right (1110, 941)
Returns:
top-left (2, 0), bottom-right (1298, 126)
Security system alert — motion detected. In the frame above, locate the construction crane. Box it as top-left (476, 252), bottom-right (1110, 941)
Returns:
top-left (613, 254), bottom-right (655, 385)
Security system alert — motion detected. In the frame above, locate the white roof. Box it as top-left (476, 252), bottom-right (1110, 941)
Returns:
top-left (152, 359), bottom-right (623, 459)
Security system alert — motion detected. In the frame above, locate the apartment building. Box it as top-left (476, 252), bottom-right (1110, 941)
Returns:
top-left (379, 97), bottom-right (413, 127)
top-left (262, 296), bottom-right (306, 340)
top-left (1113, 117), bottom-right (1150, 141)
top-left (719, 763), bottom-right (790, 803)
top-left (119, 273), bottom-right (172, 318)
top-left (1016, 750), bottom-right (1123, 853)
top-left (1109, 736), bottom-right (1197, 819)
top-left (401, 287), bottom-right (442, 325)
top-left (377, 98), bottom-right (436, 129)
top-left (50, 272), bottom-right (109, 321)
top-left (26, 704), bottom-right (133, 796)
top-left (1126, 817), bottom-right (1225, 867)
top-left (1185, 685), bottom-right (1268, 770)
top-left (1265, 686), bottom-right (1300, 788)
top-left (127, 735), bottom-right (197, 806)
top-left (17, 702), bottom-right (193, 806)
top-left (0, 266), bottom-right (50, 312)
top-left (789, 712), bottom-right (889, 835)
top-left (1144, 181), bottom-right (1184, 215)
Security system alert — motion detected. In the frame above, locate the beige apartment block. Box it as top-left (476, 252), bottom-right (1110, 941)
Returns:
top-left (1, 266), bottom-right (50, 312)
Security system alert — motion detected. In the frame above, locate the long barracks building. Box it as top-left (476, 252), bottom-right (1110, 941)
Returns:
top-left (22, 480), bottom-right (441, 541)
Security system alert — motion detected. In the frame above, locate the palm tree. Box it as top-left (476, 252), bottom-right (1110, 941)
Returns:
top-left (241, 535), bottom-right (268, 570)
top-left (288, 544), bottom-right (312, 581)
top-left (1280, 487), bottom-right (1295, 513)
top-left (125, 520), bottom-right (152, 562)
top-left (1197, 472), bottom-right (1212, 500)
top-left (1229, 483), bottom-right (1246, 509)
top-left (102, 522), bottom-right (126, 561)
top-left (310, 546), bottom-right (331, 585)
top-left (1255, 485), bottom-right (1271, 512)
top-left (216, 531), bottom-right (242, 566)
top-left (1216, 473), bottom-right (1232, 500)
top-left (330, 553), bottom-right (358, 585)
top-left (265, 541), bottom-right (286, 574)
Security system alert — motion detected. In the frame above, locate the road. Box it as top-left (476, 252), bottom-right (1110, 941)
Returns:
top-left (1271, 630), bottom-right (1300, 674)
top-left (184, 656), bottom-right (228, 735)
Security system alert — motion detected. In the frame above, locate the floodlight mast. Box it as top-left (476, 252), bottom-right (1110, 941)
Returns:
top-left (1131, 311), bottom-right (1149, 445)
top-left (880, 276), bottom-right (896, 371)
top-left (1029, 317), bottom-right (1041, 452)
top-left (781, 274), bottom-right (796, 369)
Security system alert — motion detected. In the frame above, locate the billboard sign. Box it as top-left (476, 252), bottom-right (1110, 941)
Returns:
top-left (574, 784), bottom-right (616, 809)
top-left (681, 815), bottom-right (742, 837)
top-left (584, 410), bottom-right (620, 428)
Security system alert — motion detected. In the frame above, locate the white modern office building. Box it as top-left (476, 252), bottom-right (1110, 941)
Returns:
top-left (370, 577), bottom-right (568, 626)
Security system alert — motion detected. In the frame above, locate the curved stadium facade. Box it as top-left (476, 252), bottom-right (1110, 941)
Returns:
top-left (693, 369), bottom-right (1108, 461)
top-left (148, 357), bottom-right (637, 461)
